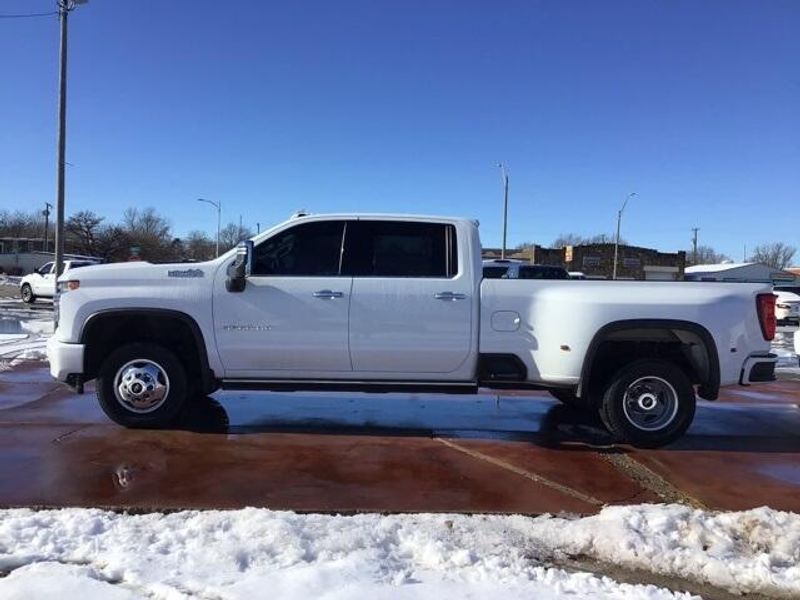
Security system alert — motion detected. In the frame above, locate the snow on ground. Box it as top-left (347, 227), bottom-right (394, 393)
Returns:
top-left (0, 305), bottom-right (53, 370)
top-left (774, 328), bottom-right (800, 378)
top-left (1, 504), bottom-right (800, 600)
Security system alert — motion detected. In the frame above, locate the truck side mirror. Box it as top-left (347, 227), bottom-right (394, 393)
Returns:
top-left (225, 240), bottom-right (253, 293)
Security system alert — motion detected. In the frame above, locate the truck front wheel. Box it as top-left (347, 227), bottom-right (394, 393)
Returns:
top-left (598, 359), bottom-right (695, 448)
top-left (96, 342), bottom-right (189, 428)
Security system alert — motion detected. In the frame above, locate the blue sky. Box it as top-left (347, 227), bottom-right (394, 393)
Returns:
top-left (1, 0), bottom-right (798, 258)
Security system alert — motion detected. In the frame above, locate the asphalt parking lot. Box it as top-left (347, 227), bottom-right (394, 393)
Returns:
top-left (2, 360), bottom-right (799, 515)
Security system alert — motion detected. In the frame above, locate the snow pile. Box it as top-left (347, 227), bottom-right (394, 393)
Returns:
top-left (19, 318), bottom-right (54, 336)
top-left (0, 317), bottom-right (51, 369)
top-left (527, 504), bottom-right (800, 597)
top-left (773, 329), bottom-right (799, 373)
top-left (2, 505), bottom-right (800, 599)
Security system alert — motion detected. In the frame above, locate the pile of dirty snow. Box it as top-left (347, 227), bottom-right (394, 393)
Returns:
top-left (1, 504), bottom-right (799, 599)
top-left (0, 317), bottom-right (52, 369)
top-left (773, 329), bottom-right (800, 376)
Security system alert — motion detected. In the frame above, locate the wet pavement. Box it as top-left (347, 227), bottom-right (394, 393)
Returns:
top-left (1, 361), bottom-right (799, 515)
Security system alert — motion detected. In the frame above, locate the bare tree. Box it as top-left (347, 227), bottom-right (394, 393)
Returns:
top-left (121, 207), bottom-right (174, 261)
top-left (184, 230), bottom-right (215, 261)
top-left (686, 245), bottom-right (730, 266)
top-left (66, 210), bottom-right (104, 256)
top-left (0, 209), bottom-right (43, 239)
top-left (749, 242), bottom-right (797, 269)
top-left (219, 222), bottom-right (254, 252)
top-left (551, 233), bottom-right (625, 248)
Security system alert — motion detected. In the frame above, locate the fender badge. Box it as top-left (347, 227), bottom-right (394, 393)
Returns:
top-left (168, 269), bottom-right (204, 278)
top-left (223, 324), bottom-right (272, 332)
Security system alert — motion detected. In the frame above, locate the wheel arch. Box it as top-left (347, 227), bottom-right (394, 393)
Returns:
top-left (577, 319), bottom-right (720, 401)
top-left (80, 308), bottom-right (216, 394)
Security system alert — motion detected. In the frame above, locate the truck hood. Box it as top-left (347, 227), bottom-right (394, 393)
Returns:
top-left (56, 260), bottom-right (219, 285)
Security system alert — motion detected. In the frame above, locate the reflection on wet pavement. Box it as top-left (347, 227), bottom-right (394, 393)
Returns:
top-left (2, 364), bottom-right (800, 514)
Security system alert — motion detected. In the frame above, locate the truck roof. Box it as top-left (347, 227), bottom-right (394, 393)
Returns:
top-left (290, 212), bottom-right (477, 226)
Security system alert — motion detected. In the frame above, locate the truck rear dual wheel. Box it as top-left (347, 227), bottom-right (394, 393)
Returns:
top-left (96, 342), bottom-right (189, 428)
top-left (598, 359), bottom-right (695, 448)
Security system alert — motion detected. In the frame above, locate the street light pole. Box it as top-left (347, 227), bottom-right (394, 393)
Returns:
top-left (197, 198), bottom-right (221, 257)
top-left (498, 163), bottom-right (509, 259)
top-left (612, 192), bottom-right (636, 280)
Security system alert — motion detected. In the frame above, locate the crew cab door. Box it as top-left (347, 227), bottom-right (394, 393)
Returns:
top-left (344, 220), bottom-right (473, 377)
top-left (213, 220), bottom-right (352, 375)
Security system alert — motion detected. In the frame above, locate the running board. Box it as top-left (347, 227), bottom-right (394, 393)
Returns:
top-left (220, 379), bottom-right (479, 395)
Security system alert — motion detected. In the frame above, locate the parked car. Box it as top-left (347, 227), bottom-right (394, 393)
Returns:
top-left (19, 259), bottom-right (98, 303)
top-left (775, 290), bottom-right (800, 326)
top-left (48, 213), bottom-right (777, 448)
top-left (483, 259), bottom-right (569, 280)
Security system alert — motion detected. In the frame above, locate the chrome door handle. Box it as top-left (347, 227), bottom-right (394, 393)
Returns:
top-left (312, 290), bottom-right (343, 299)
top-left (434, 292), bottom-right (466, 301)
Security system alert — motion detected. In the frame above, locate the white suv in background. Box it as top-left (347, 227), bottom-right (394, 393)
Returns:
top-left (19, 259), bottom-right (98, 303)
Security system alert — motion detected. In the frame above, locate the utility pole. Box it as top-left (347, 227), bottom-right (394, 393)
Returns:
top-left (43, 202), bottom-right (53, 253)
top-left (691, 227), bottom-right (699, 265)
top-left (612, 192), bottom-right (636, 280)
top-left (197, 198), bottom-right (221, 257)
top-left (497, 163), bottom-right (509, 259)
top-left (53, 0), bottom-right (88, 281)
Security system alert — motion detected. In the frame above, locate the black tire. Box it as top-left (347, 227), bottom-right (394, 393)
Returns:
top-left (96, 342), bottom-right (189, 428)
top-left (20, 284), bottom-right (35, 304)
top-left (548, 388), bottom-right (586, 408)
top-left (597, 359), bottom-right (695, 448)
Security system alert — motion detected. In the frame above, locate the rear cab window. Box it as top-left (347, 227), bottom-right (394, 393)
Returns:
top-left (342, 221), bottom-right (458, 278)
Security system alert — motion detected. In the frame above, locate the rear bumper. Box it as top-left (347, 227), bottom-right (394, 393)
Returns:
top-left (739, 353), bottom-right (777, 385)
top-left (46, 337), bottom-right (85, 383)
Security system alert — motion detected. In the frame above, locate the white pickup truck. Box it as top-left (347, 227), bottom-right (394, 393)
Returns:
top-left (47, 213), bottom-right (778, 447)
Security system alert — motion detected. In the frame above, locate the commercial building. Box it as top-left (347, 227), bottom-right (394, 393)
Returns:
top-left (483, 243), bottom-right (686, 280)
top-left (685, 263), bottom-right (799, 284)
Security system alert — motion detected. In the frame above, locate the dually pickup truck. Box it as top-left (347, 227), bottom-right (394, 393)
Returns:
top-left (48, 213), bottom-right (778, 447)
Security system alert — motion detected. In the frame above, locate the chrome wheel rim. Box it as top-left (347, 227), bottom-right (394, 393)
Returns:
top-left (113, 359), bottom-right (170, 413)
top-left (622, 376), bottom-right (679, 431)
top-left (21, 286), bottom-right (31, 301)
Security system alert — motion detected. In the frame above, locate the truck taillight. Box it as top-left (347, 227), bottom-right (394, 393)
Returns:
top-left (756, 293), bottom-right (776, 341)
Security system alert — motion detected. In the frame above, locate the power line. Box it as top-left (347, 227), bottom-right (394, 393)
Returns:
top-left (0, 11), bottom-right (58, 19)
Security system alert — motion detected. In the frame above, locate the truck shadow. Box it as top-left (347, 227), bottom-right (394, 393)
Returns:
top-left (173, 394), bottom-right (800, 453)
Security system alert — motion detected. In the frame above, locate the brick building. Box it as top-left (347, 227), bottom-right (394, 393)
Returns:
top-left (483, 243), bottom-right (686, 280)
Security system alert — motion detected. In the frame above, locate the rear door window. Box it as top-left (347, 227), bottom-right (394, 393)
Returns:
top-left (343, 221), bottom-right (457, 278)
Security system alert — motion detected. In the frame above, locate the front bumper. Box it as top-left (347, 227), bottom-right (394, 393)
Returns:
top-left (46, 337), bottom-right (85, 383)
top-left (739, 352), bottom-right (777, 385)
